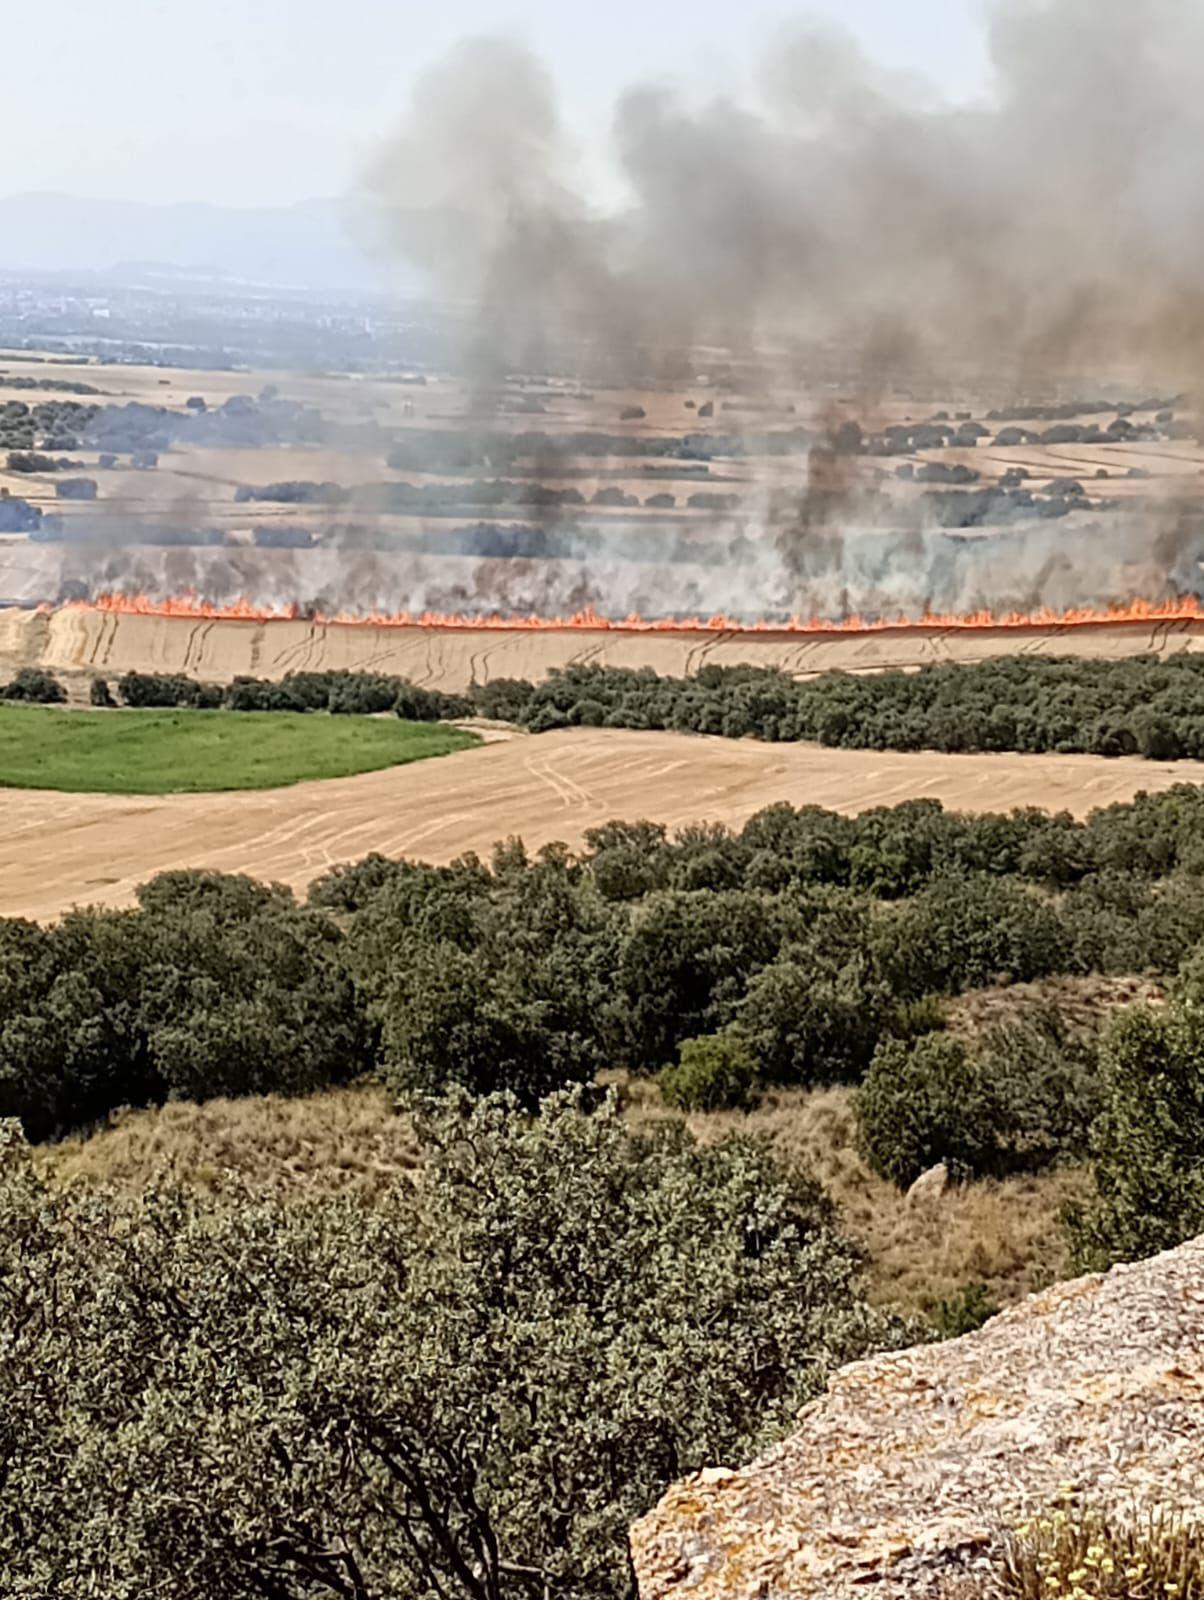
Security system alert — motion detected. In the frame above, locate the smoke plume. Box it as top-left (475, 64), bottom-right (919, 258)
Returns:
top-left (36, 2), bottom-right (1204, 626)
top-left (366, 1), bottom-right (1204, 389)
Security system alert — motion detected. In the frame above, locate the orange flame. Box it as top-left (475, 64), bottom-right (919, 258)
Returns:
top-left (58, 591), bottom-right (1204, 636)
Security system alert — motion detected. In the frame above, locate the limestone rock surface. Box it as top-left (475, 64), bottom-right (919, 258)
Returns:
top-left (631, 1236), bottom-right (1204, 1599)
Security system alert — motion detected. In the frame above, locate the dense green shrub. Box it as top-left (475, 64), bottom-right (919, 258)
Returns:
top-left (117, 667), bottom-right (471, 721)
top-left (583, 819), bottom-right (672, 901)
top-left (732, 954), bottom-right (884, 1085)
top-left (872, 875), bottom-right (1069, 996)
top-left (497, 655), bottom-right (1204, 760)
top-left (0, 871), bottom-right (370, 1140)
top-left (0, 910), bottom-right (160, 1141)
top-left (393, 680), bottom-right (471, 722)
top-left (222, 675), bottom-right (309, 712)
top-left (306, 851), bottom-right (411, 912)
top-left (0, 1095), bottom-right (909, 1598)
top-left (658, 1031), bottom-right (759, 1111)
top-left (1, 665), bottom-right (66, 703)
top-left (857, 1011), bottom-right (1100, 1189)
top-left (326, 671), bottom-right (414, 715)
top-left (974, 1010), bottom-right (1102, 1167)
top-left (1067, 1000), bottom-right (1204, 1269)
top-left (470, 675), bottom-right (537, 721)
top-left (857, 1035), bottom-right (999, 1186)
top-left (615, 889), bottom-right (792, 1066)
top-left (363, 847), bottom-right (623, 1106)
top-left (88, 675), bottom-right (116, 708)
top-left (378, 938), bottom-right (603, 1104)
top-left (1061, 871), bottom-right (1204, 974)
top-left (931, 1282), bottom-right (998, 1338)
top-left (117, 670), bottom-right (222, 709)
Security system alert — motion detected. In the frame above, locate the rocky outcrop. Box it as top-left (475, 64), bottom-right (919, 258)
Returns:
top-left (631, 1237), bottom-right (1204, 1600)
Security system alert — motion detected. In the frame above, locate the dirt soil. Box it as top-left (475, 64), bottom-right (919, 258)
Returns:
top-left (4, 727), bottom-right (1203, 922)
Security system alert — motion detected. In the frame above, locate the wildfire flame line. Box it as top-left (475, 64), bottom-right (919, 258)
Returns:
top-left (59, 591), bottom-right (1204, 636)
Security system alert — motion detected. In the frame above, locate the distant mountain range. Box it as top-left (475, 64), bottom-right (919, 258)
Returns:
top-left (0, 192), bottom-right (419, 294)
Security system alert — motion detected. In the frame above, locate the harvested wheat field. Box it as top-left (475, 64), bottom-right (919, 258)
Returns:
top-left (4, 727), bottom-right (1204, 922)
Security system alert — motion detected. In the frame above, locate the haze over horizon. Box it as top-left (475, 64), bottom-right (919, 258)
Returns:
top-left (7, 1), bottom-right (988, 211)
top-left (0, 0), bottom-right (991, 287)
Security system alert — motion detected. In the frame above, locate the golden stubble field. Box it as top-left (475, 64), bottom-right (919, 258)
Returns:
top-left (3, 726), bottom-right (1204, 922)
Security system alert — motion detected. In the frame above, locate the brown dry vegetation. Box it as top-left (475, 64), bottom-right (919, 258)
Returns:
top-left (943, 974), bottom-right (1165, 1041)
top-left (37, 1084), bottom-right (421, 1202)
top-left (35, 1078), bottom-right (1080, 1316)
top-left (623, 1082), bottom-right (1082, 1314)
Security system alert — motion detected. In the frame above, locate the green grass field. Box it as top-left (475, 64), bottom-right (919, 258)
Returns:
top-left (0, 705), bottom-right (479, 794)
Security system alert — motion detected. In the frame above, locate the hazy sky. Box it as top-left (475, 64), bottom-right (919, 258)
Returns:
top-left (14, 1), bottom-right (989, 207)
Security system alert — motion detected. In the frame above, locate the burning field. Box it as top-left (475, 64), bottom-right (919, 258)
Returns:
top-left (4, 3), bottom-right (1204, 704)
top-left (4, 593), bottom-right (1204, 695)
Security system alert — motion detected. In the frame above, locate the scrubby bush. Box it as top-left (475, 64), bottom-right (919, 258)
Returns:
top-left (470, 675), bottom-right (537, 722)
top-left (857, 1010), bottom-right (1100, 1189)
top-left (222, 676), bottom-right (308, 712)
top-left (1, 666), bottom-right (66, 703)
top-left (55, 475), bottom-right (98, 500)
top-left (931, 1282), bottom-right (998, 1338)
top-left (872, 875), bottom-right (1069, 997)
top-left (658, 1031), bottom-right (759, 1111)
top-left (732, 955), bottom-right (884, 1085)
top-left (585, 819), bottom-right (672, 901)
top-left (364, 849), bottom-right (623, 1107)
top-left (1068, 999), bottom-right (1204, 1269)
top-left (307, 851), bottom-right (411, 912)
top-left (89, 675), bottom-right (116, 708)
top-left (393, 681), bottom-right (471, 722)
top-left (117, 671), bottom-right (222, 709)
top-left (0, 1093), bottom-right (908, 1599)
top-left (1062, 871), bottom-right (1204, 975)
top-left (615, 890), bottom-right (790, 1066)
top-left (974, 1010), bottom-right (1102, 1167)
top-left (890, 993), bottom-right (948, 1040)
top-left (379, 938), bottom-right (603, 1105)
top-left (857, 1035), bottom-right (998, 1186)
top-left (216, 669), bottom-right (469, 720)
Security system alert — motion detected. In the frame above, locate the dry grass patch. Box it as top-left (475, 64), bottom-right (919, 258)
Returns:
top-left (990, 1498), bottom-right (1204, 1600)
top-left (621, 1079), bottom-right (1082, 1315)
top-left (36, 1077), bottom-right (1081, 1318)
top-left (944, 974), bottom-right (1164, 1041)
top-left (36, 1084), bottom-right (418, 1201)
